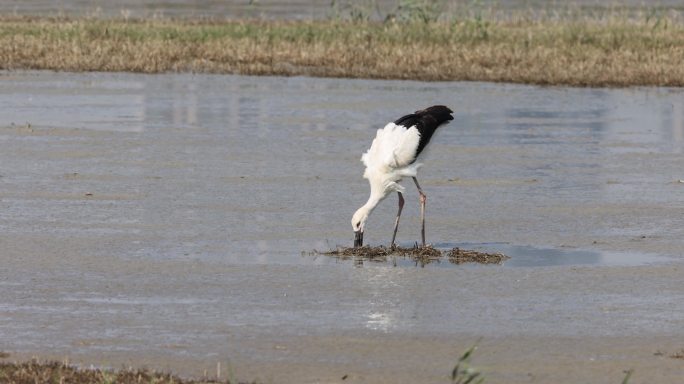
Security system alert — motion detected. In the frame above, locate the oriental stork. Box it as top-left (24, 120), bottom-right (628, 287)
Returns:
top-left (352, 105), bottom-right (453, 248)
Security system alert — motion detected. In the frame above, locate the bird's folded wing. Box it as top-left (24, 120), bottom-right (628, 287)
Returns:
top-left (361, 123), bottom-right (420, 171)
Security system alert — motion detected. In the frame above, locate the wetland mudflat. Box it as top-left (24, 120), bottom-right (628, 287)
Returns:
top-left (2, 71), bottom-right (684, 383)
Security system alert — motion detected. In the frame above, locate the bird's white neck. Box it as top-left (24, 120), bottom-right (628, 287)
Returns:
top-left (362, 171), bottom-right (396, 213)
top-left (360, 194), bottom-right (383, 214)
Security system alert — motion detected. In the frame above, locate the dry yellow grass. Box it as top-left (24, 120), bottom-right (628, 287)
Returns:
top-left (0, 359), bottom-right (243, 383)
top-left (2, 16), bottom-right (684, 86)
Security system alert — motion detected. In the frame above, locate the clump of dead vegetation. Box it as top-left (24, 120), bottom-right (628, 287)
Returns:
top-left (447, 247), bottom-right (509, 265)
top-left (324, 244), bottom-right (443, 265)
top-left (0, 360), bottom-right (249, 384)
top-left (1, 6), bottom-right (684, 86)
top-left (317, 244), bottom-right (508, 266)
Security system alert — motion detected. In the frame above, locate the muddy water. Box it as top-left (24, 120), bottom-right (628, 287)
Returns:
top-left (2, 71), bottom-right (684, 383)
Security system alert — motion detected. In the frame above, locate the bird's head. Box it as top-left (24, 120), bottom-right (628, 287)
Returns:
top-left (351, 207), bottom-right (370, 248)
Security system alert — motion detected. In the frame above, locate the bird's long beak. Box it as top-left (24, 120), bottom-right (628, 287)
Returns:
top-left (354, 230), bottom-right (364, 248)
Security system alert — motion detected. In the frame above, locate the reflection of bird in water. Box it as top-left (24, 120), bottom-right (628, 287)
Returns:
top-left (352, 105), bottom-right (453, 248)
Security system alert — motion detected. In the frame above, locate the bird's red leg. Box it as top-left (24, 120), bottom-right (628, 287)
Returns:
top-left (391, 192), bottom-right (404, 248)
top-left (412, 177), bottom-right (426, 247)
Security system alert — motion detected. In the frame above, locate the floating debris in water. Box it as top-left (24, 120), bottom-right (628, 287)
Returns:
top-left (315, 245), bottom-right (508, 266)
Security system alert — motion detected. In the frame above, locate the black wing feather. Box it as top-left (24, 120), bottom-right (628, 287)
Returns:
top-left (393, 105), bottom-right (453, 161)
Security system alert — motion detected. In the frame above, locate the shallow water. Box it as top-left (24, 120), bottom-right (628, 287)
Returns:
top-left (2, 71), bottom-right (684, 382)
top-left (3, 0), bottom-right (684, 19)
top-left (2, 71), bottom-right (683, 265)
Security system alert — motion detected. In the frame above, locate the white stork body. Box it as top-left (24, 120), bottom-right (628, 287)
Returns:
top-left (352, 106), bottom-right (454, 247)
top-left (363, 122), bottom-right (423, 194)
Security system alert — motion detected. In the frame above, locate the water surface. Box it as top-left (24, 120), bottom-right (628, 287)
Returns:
top-left (3, 0), bottom-right (683, 19)
top-left (2, 71), bottom-right (684, 382)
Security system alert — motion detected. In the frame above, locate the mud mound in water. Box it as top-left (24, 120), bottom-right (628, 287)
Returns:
top-left (316, 245), bottom-right (508, 266)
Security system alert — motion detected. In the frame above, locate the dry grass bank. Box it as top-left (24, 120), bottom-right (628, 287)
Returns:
top-left (1, 16), bottom-right (684, 86)
top-left (0, 360), bottom-right (246, 384)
